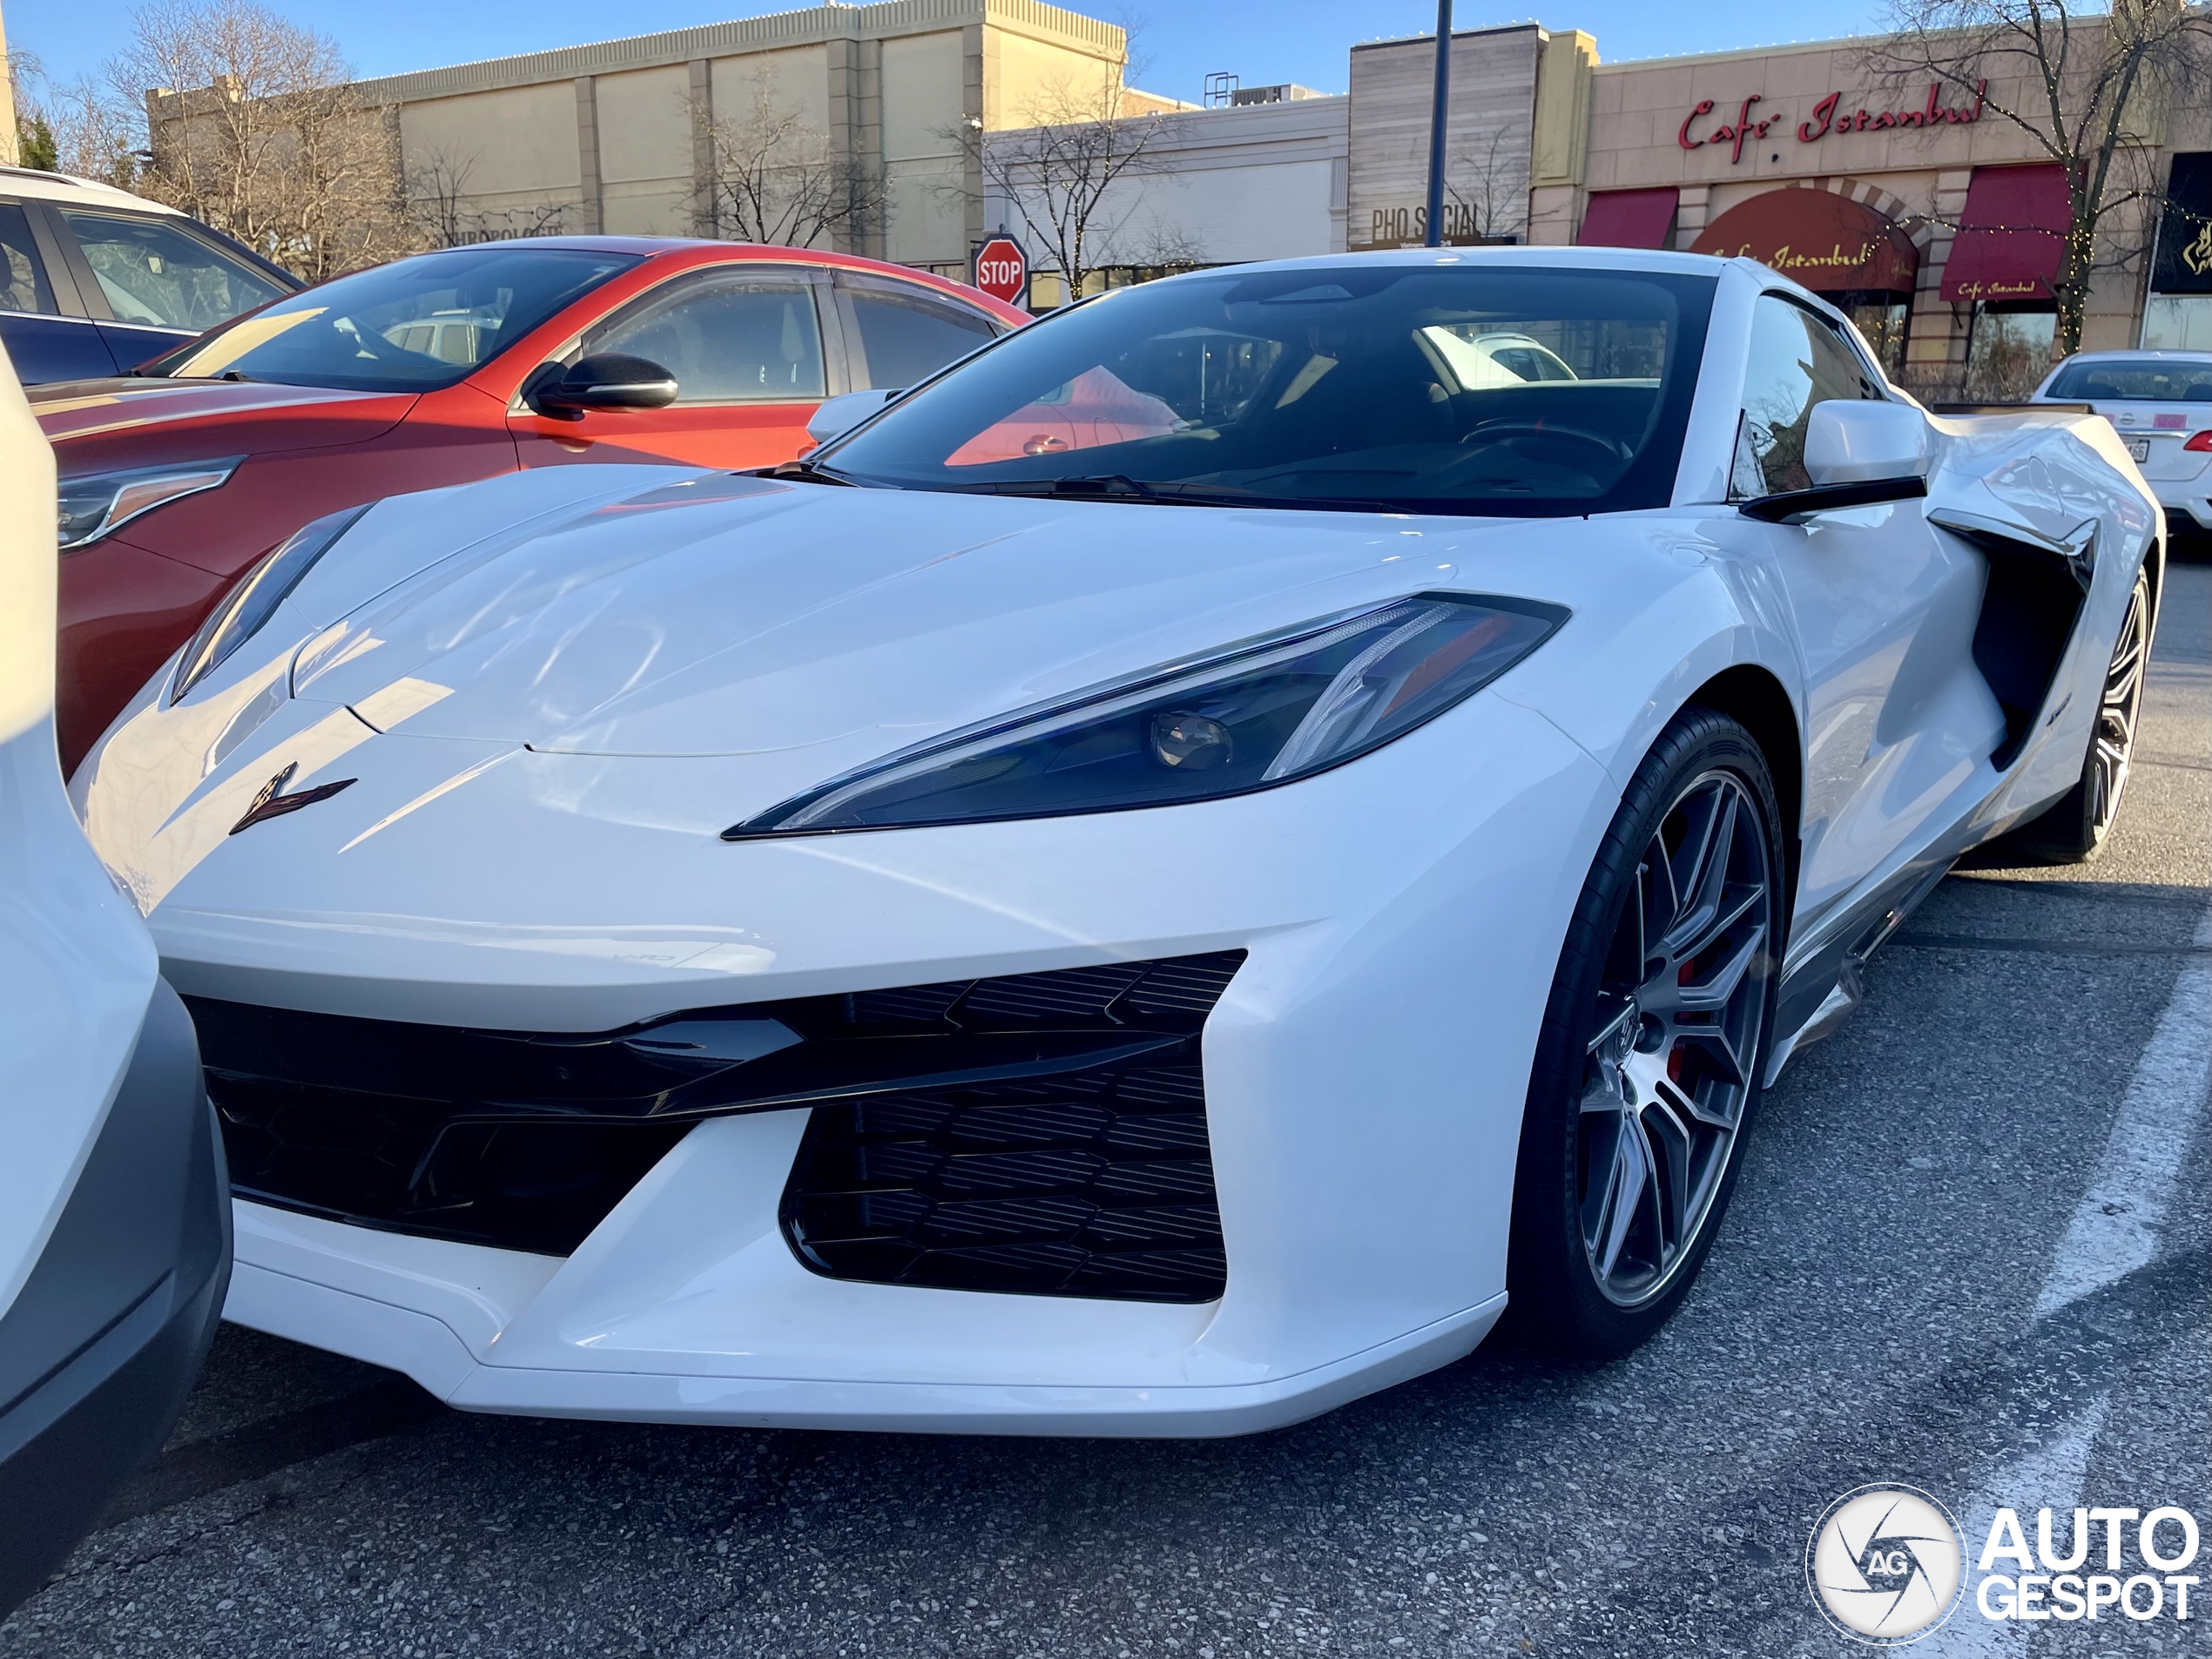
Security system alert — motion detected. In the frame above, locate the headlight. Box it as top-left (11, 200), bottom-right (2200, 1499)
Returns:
top-left (58, 458), bottom-right (241, 550)
top-left (725, 592), bottom-right (1567, 839)
top-left (170, 504), bottom-right (373, 704)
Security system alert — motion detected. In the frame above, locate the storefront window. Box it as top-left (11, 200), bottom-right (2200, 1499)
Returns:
top-left (1827, 291), bottom-right (1910, 377)
top-left (1965, 304), bottom-right (2055, 400)
top-left (2141, 295), bottom-right (2209, 352)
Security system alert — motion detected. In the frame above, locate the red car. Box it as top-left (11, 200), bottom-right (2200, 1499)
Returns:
top-left (37, 237), bottom-right (1028, 770)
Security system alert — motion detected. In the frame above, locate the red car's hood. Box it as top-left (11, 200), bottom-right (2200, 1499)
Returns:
top-left (32, 377), bottom-right (416, 459)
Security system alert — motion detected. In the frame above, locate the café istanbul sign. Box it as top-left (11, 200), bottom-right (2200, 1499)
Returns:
top-left (1679, 80), bottom-right (1989, 163)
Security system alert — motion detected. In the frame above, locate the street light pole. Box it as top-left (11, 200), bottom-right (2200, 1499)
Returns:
top-left (1422, 0), bottom-right (1453, 247)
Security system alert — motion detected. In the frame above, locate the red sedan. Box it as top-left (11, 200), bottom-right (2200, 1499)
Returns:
top-left (37, 237), bottom-right (1028, 771)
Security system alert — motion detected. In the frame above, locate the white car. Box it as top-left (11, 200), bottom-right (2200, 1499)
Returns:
top-left (73, 249), bottom-right (2160, 1437)
top-left (2033, 349), bottom-right (2211, 537)
top-left (0, 341), bottom-right (228, 1611)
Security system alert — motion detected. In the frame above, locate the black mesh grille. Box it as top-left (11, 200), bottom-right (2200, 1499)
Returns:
top-left (782, 1052), bottom-right (1226, 1303)
top-left (190, 950), bottom-right (1242, 1287)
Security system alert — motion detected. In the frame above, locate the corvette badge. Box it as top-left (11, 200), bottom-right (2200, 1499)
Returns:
top-left (229, 762), bottom-right (356, 835)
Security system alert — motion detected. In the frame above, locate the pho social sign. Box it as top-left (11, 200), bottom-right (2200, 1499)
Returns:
top-left (972, 236), bottom-right (1029, 307)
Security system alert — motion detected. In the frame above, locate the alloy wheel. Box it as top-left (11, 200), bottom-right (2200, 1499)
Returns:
top-left (1577, 770), bottom-right (1773, 1307)
top-left (2086, 573), bottom-right (2148, 839)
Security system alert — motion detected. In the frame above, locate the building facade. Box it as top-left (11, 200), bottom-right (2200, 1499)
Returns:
top-left (981, 90), bottom-right (1349, 305)
top-left (185, 0), bottom-right (2203, 361)
top-left (345, 0), bottom-right (1175, 279)
top-left (1528, 32), bottom-right (2210, 390)
top-left (979, 17), bottom-right (2205, 378)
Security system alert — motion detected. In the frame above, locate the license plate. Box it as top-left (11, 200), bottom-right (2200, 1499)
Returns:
top-left (2128, 438), bottom-right (2151, 462)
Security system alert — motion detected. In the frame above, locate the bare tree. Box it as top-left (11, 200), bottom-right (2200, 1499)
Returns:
top-left (691, 68), bottom-right (891, 250)
top-left (120, 0), bottom-right (412, 280)
top-left (1865, 0), bottom-right (2211, 357)
top-left (1444, 124), bottom-right (1530, 245)
top-left (962, 59), bottom-right (1179, 301)
top-left (10, 50), bottom-right (140, 185)
top-left (407, 148), bottom-right (567, 247)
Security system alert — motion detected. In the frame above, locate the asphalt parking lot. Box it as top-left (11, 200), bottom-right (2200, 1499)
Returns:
top-left (6, 561), bottom-right (2206, 1659)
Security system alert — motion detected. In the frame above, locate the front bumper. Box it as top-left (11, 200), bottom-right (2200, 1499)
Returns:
top-left (122, 689), bottom-right (1610, 1433)
top-left (0, 982), bottom-right (229, 1612)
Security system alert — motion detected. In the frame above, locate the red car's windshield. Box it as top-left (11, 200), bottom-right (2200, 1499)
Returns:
top-left (144, 246), bottom-right (642, 394)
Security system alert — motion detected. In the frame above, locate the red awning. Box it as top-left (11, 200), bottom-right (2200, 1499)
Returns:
top-left (1941, 164), bottom-right (2070, 303)
top-left (1578, 188), bottom-right (1680, 248)
top-left (1690, 188), bottom-right (1919, 293)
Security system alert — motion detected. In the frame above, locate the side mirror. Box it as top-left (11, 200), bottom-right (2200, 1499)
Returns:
top-left (806, 388), bottom-right (900, 448)
top-left (529, 354), bottom-right (679, 421)
top-left (1804, 400), bottom-right (1932, 487)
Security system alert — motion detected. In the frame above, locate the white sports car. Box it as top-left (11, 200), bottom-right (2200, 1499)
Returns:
top-left (75, 249), bottom-right (2161, 1437)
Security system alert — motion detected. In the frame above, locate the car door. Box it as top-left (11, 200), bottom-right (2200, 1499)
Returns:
top-left (0, 200), bottom-right (118, 383)
top-left (509, 264), bottom-right (834, 472)
top-left (46, 206), bottom-right (293, 374)
top-left (1732, 293), bottom-right (1998, 933)
top-left (832, 271), bottom-right (1002, 391)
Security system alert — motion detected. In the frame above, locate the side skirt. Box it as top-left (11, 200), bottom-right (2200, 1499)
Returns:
top-left (1764, 857), bottom-right (1954, 1087)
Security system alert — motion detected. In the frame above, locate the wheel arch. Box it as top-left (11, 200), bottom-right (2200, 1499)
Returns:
top-left (1682, 663), bottom-right (1803, 914)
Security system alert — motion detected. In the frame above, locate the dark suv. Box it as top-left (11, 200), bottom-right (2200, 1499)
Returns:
top-left (0, 165), bottom-right (297, 383)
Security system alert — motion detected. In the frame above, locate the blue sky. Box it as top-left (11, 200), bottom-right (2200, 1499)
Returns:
top-left (9, 0), bottom-right (1894, 105)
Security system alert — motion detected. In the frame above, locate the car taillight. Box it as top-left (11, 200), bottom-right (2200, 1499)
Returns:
top-left (2185, 429), bottom-right (2212, 453)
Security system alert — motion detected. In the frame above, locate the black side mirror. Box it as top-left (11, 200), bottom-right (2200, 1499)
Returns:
top-left (529, 354), bottom-right (679, 421)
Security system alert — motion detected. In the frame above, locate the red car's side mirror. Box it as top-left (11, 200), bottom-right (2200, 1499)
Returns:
top-left (529, 354), bottom-right (679, 421)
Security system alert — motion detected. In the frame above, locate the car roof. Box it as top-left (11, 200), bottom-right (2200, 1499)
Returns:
top-left (2051, 349), bottom-right (2212, 363)
top-left (399, 235), bottom-right (1030, 322)
top-left (0, 166), bottom-right (189, 215)
top-left (1136, 244), bottom-right (1827, 309)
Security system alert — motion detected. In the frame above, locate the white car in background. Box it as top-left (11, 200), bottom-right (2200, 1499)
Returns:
top-left (0, 343), bottom-right (229, 1614)
top-left (2033, 350), bottom-right (2212, 539)
top-left (75, 250), bottom-right (2161, 1438)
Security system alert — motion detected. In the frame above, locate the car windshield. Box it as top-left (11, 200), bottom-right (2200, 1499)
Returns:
top-left (145, 246), bottom-right (643, 392)
top-left (2047, 358), bottom-right (2212, 403)
top-left (820, 264), bottom-right (1713, 515)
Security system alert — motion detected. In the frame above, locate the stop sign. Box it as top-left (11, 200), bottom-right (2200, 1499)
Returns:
top-left (971, 235), bottom-right (1028, 307)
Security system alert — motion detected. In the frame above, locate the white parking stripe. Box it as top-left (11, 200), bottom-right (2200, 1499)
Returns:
top-left (1914, 1396), bottom-right (2113, 1657)
top-left (2033, 908), bottom-right (2212, 1318)
top-left (1908, 910), bottom-right (2205, 1654)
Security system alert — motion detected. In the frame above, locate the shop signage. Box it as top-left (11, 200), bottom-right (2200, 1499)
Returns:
top-left (1689, 190), bottom-right (1919, 293)
top-left (2149, 152), bottom-right (2212, 296)
top-left (1366, 203), bottom-right (1501, 249)
top-left (1678, 82), bottom-right (1987, 163)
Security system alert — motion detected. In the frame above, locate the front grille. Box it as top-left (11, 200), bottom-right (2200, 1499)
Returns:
top-left (188, 950), bottom-right (1241, 1296)
top-left (783, 1069), bottom-right (1221, 1303)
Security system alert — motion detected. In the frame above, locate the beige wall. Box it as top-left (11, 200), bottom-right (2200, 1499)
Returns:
top-left (709, 44), bottom-right (833, 136)
top-left (401, 83), bottom-right (581, 203)
top-left (354, 0), bottom-right (1130, 271)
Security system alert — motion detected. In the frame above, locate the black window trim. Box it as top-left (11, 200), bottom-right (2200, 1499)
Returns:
top-left (830, 267), bottom-right (1004, 392)
top-left (1761, 287), bottom-right (1899, 403)
top-left (1730, 289), bottom-right (1912, 509)
top-left (0, 198), bottom-right (86, 316)
top-left (42, 200), bottom-right (300, 327)
top-left (573, 260), bottom-right (840, 408)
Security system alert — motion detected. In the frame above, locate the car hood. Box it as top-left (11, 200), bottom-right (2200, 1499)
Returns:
top-left (280, 471), bottom-right (1527, 773)
top-left (32, 375), bottom-right (415, 459)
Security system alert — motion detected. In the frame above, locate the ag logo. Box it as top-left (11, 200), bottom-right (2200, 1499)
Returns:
top-left (1806, 1484), bottom-right (1966, 1644)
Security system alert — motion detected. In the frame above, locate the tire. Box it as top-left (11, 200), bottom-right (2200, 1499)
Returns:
top-left (1505, 707), bottom-right (1786, 1360)
top-left (1973, 562), bottom-right (2151, 867)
